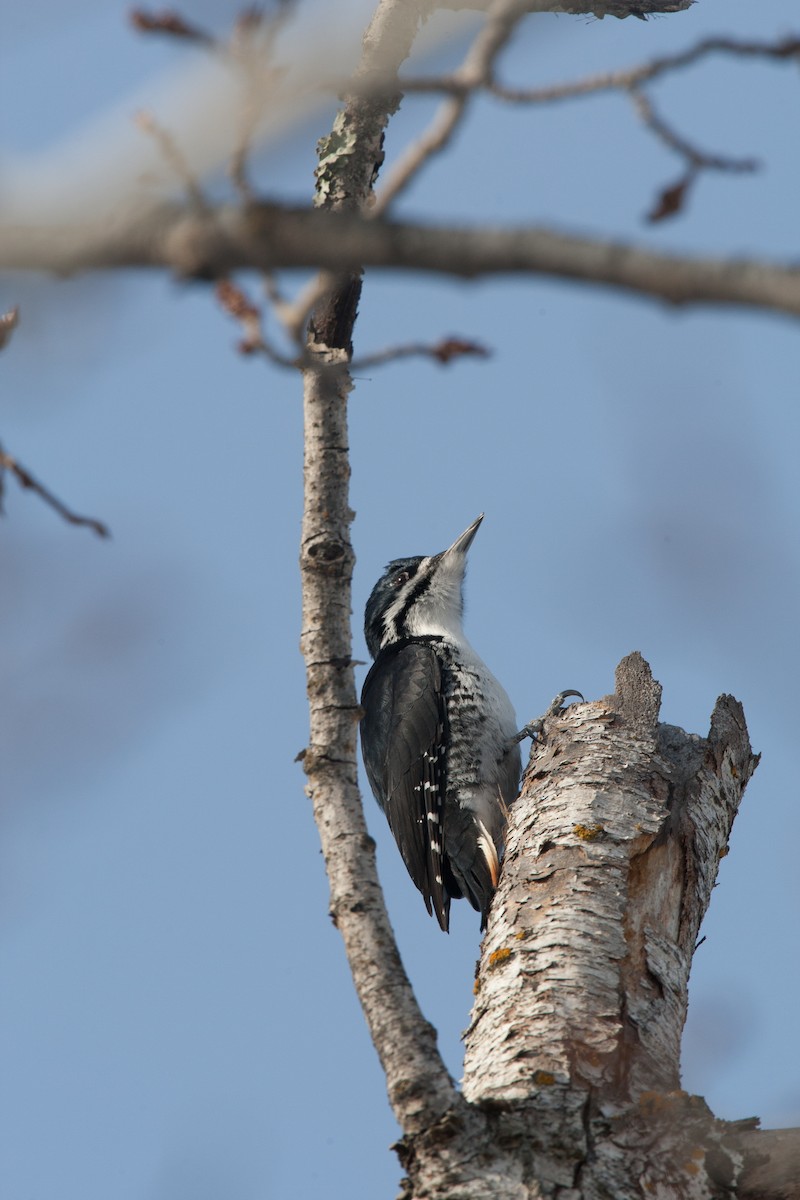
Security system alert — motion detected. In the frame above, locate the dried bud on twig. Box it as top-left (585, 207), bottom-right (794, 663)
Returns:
top-left (129, 9), bottom-right (213, 44)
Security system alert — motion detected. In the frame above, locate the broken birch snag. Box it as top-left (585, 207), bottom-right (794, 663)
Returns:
top-left (456, 652), bottom-right (760, 1196)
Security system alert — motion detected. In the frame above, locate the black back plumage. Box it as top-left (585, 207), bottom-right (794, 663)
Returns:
top-left (361, 639), bottom-right (452, 930)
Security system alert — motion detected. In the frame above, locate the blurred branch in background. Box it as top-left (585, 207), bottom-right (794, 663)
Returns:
top-left (0, 307), bottom-right (108, 535)
top-left (1, 12), bottom-right (798, 325)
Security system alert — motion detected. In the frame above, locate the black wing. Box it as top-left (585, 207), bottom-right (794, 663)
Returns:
top-left (360, 640), bottom-right (451, 931)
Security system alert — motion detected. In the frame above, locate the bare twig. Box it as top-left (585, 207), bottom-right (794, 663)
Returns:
top-left (0, 308), bottom-right (107, 534)
top-left (217, 277), bottom-right (489, 370)
top-left (217, 275), bottom-right (338, 367)
top-left (216, 277), bottom-right (292, 362)
top-left (268, 271), bottom-right (340, 345)
top-left (299, 0), bottom-right (463, 1140)
top-left (134, 111), bottom-right (208, 211)
top-left (130, 8), bottom-right (215, 44)
top-left (132, 6), bottom-right (294, 205)
top-left (0, 306), bottom-right (20, 351)
top-left (385, 30), bottom-right (794, 219)
top-left (373, 95), bottom-right (467, 217)
top-left (351, 335), bottom-right (490, 370)
top-left (629, 86), bottom-right (758, 222)
top-left (630, 87), bottom-right (758, 176)
top-left (374, 0), bottom-right (531, 215)
top-left (397, 34), bottom-right (800, 103)
top-left (0, 444), bottom-right (109, 537)
top-left (227, 6), bottom-right (293, 202)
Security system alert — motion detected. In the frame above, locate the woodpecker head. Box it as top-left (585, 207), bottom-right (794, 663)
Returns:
top-left (364, 515), bottom-right (483, 659)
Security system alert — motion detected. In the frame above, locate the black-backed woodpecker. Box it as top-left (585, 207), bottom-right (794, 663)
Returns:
top-left (360, 515), bottom-right (520, 932)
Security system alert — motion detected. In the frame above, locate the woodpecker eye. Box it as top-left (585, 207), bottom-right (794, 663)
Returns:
top-left (393, 570), bottom-right (411, 587)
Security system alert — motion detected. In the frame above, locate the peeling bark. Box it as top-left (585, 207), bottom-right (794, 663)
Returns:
top-left (391, 653), bottom-right (769, 1199)
top-left (464, 653), bottom-right (758, 1107)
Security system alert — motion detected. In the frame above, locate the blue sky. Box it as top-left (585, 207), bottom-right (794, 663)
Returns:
top-left (1, 1), bottom-right (799, 1197)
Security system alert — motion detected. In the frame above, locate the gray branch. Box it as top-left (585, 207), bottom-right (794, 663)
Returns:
top-left (297, 0), bottom-right (461, 1139)
top-left (3, 204), bottom-right (799, 320)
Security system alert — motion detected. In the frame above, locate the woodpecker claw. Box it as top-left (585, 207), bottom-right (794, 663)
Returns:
top-left (512, 690), bottom-right (584, 745)
top-left (549, 688), bottom-right (584, 713)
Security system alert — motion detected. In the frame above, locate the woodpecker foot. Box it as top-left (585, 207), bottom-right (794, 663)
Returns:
top-left (512, 690), bottom-right (584, 745)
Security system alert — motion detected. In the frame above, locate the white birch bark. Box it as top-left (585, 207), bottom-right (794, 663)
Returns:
top-left (464, 652), bottom-right (754, 1106)
top-left (298, 0), bottom-right (465, 1139)
top-left (394, 654), bottom-right (775, 1200)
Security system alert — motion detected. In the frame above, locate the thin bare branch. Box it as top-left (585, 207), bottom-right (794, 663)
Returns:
top-left (0, 444), bottom-right (110, 538)
top-left (374, 0), bottom-right (531, 215)
top-left (216, 277), bottom-right (282, 358)
top-left (271, 272), bottom-right (340, 344)
top-left (627, 85), bottom-right (759, 221)
top-left (130, 8), bottom-right (216, 45)
top-left (300, 0), bottom-right (463, 1140)
top-left (374, 95), bottom-right (467, 216)
top-left (0, 308), bottom-right (107, 534)
top-left (629, 86), bottom-right (758, 176)
top-left (351, 334), bottom-right (490, 369)
top-left (217, 276), bottom-right (335, 366)
top-left (227, 7), bottom-right (293, 202)
top-left (394, 34), bottom-right (800, 104)
top-left (218, 277), bottom-right (488, 370)
top-left (386, 30), bottom-right (793, 216)
top-left (133, 6), bottom-right (294, 204)
top-left (134, 111), bottom-right (208, 211)
top-left (0, 305), bottom-right (20, 351)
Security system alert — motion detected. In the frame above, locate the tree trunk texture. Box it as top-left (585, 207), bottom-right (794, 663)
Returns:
top-left (392, 653), bottom-right (800, 1200)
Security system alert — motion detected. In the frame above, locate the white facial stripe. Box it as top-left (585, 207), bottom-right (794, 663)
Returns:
top-left (379, 558), bottom-right (434, 647)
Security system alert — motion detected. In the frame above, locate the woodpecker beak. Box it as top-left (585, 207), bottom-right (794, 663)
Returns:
top-left (443, 514), bottom-right (484, 558)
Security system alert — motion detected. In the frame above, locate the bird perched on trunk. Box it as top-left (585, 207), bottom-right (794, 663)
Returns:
top-left (360, 515), bottom-right (520, 932)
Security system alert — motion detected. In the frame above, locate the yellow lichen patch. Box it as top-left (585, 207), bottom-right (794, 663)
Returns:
top-left (719, 845), bottom-right (729, 858)
top-left (514, 929), bottom-right (530, 941)
top-left (573, 823), bottom-right (604, 842)
top-left (473, 977), bottom-right (481, 996)
top-left (533, 1070), bottom-right (556, 1086)
top-left (683, 1161), bottom-right (700, 1176)
top-left (638, 1091), bottom-right (669, 1116)
top-left (487, 947), bottom-right (512, 969)
top-left (639, 1089), bottom-right (691, 1118)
